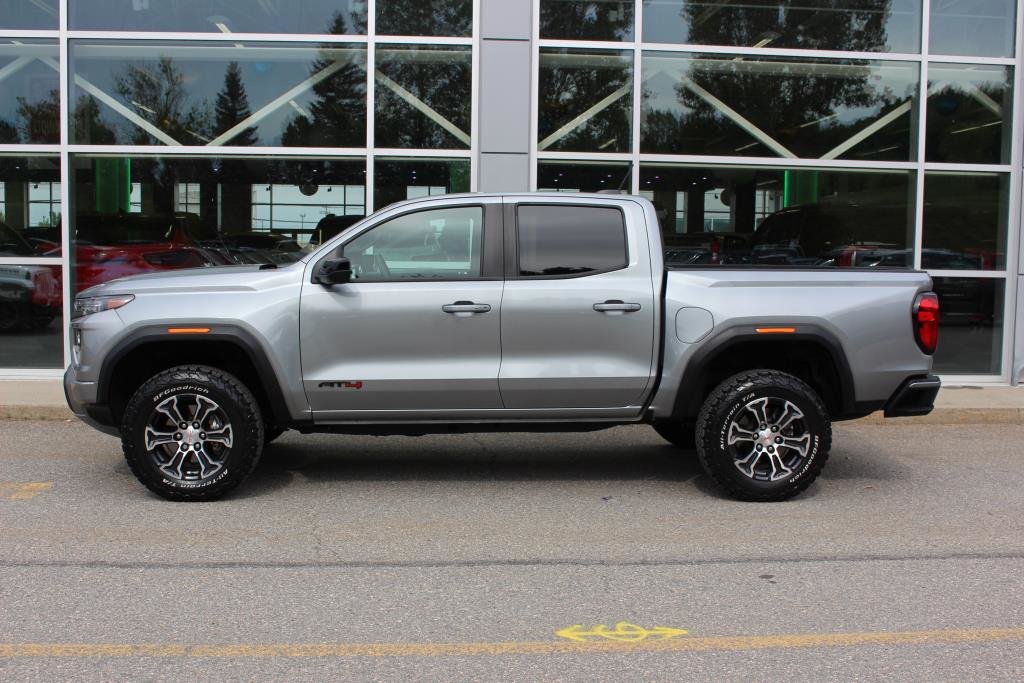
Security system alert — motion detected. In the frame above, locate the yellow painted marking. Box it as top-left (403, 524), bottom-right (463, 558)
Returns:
top-left (1, 628), bottom-right (1023, 658)
top-left (556, 622), bottom-right (688, 642)
top-left (0, 482), bottom-right (52, 501)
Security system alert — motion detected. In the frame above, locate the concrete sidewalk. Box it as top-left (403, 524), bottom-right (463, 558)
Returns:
top-left (1, 378), bottom-right (1021, 424)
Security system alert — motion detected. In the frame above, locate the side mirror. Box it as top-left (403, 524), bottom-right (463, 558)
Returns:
top-left (314, 256), bottom-right (353, 286)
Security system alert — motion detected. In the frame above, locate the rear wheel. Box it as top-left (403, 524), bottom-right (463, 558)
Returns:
top-left (121, 365), bottom-right (264, 501)
top-left (695, 370), bottom-right (831, 502)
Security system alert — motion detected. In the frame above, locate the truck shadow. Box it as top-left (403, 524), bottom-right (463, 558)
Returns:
top-left (236, 436), bottom-right (706, 499)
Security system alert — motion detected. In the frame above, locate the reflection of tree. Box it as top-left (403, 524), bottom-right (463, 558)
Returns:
top-left (72, 95), bottom-right (117, 144)
top-left (0, 119), bottom-right (18, 143)
top-left (215, 62), bottom-right (258, 146)
top-left (539, 52), bottom-right (631, 153)
top-left (281, 12), bottom-right (366, 147)
top-left (373, 45), bottom-right (471, 148)
top-left (16, 89), bottom-right (59, 143)
top-left (377, 0), bottom-right (471, 36)
top-left (925, 78), bottom-right (1010, 164)
top-left (673, 0), bottom-right (894, 52)
top-left (540, 1), bottom-right (633, 41)
top-left (114, 56), bottom-right (211, 145)
top-left (641, 1), bottom-right (910, 159)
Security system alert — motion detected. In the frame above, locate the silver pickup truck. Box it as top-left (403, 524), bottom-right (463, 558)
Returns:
top-left (64, 193), bottom-right (940, 502)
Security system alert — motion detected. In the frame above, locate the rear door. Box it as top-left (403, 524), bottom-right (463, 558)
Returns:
top-left (498, 199), bottom-right (657, 411)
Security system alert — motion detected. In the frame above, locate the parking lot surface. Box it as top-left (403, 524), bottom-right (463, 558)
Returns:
top-left (1, 420), bottom-right (1023, 680)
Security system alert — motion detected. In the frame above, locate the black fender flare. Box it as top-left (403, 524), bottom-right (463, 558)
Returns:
top-left (96, 324), bottom-right (296, 425)
top-left (671, 324), bottom-right (860, 420)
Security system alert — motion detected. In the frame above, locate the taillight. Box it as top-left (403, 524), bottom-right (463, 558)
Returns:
top-left (914, 292), bottom-right (939, 355)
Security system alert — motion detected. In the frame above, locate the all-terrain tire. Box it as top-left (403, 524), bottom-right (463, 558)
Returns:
top-left (695, 370), bottom-right (831, 502)
top-left (652, 420), bottom-right (696, 450)
top-left (121, 365), bottom-right (264, 501)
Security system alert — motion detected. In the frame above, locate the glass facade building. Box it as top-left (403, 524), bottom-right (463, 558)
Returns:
top-left (0, 1), bottom-right (1022, 385)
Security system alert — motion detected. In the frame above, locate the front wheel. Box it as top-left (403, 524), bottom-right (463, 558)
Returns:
top-left (121, 365), bottom-right (265, 501)
top-left (695, 370), bottom-right (831, 502)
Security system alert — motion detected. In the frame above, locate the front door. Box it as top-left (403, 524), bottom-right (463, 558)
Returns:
top-left (301, 203), bottom-right (503, 419)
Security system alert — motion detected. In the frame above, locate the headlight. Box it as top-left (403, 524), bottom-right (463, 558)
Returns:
top-left (72, 294), bottom-right (135, 319)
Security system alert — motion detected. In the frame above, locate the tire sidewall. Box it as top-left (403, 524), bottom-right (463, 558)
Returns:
top-left (123, 370), bottom-right (261, 497)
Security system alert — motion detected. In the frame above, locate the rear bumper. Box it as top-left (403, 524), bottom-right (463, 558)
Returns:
top-left (884, 375), bottom-right (941, 418)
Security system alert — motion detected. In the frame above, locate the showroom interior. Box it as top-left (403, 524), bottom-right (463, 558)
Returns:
top-left (0, 0), bottom-right (1021, 384)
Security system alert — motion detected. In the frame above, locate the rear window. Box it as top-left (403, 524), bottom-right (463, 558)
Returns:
top-left (517, 205), bottom-right (627, 277)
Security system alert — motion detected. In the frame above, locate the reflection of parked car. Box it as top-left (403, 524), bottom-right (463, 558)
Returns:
top-left (0, 264), bottom-right (61, 331)
top-left (0, 221), bottom-right (61, 330)
top-left (752, 202), bottom-right (910, 265)
top-left (201, 233), bottom-right (309, 265)
top-left (74, 213), bottom-right (228, 292)
top-left (663, 232), bottom-right (751, 265)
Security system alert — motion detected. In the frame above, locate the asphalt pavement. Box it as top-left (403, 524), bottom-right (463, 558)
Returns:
top-left (1, 420), bottom-right (1023, 680)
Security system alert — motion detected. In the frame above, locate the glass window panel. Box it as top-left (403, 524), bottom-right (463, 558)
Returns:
top-left (0, 0), bottom-right (58, 29)
top-left (539, 49), bottom-right (633, 154)
top-left (931, 277), bottom-right (1004, 374)
top-left (640, 164), bottom-right (914, 266)
top-left (344, 206), bottom-right (483, 281)
top-left (642, 0), bottom-right (922, 53)
top-left (540, 0), bottom-right (635, 41)
top-left (374, 45), bottom-right (472, 150)
top-left (929, 0), bottom-right (1016, 57)
top-left (641, 52), bottom-right (919, 161)
top-left (0, 156), bottom-right (61, 256)
top-left (0, 261), bottom-right (63, 368)
top-left (71, 155), bottom-right (366, 289)
top-left (537, 160), bottom-right (633, 192)
top-left (517, 205), bottom-right (628, 277)
top-left (373, 158), bottom-right (470, 210)
top-left (0, 41), bottom-right (59, 145)
top-left (922, 172), bottom-right (1008, 271)
top-left (70, 41), bottom-right (367, 147)
top-left (925, 64), bottom-right (1013, 165)
top-left (70, 0), bottom-right (367, 34)
top-left (376, 0), bottom-right (472, 37)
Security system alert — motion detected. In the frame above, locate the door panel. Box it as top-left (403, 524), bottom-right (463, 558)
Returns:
top-left (499, 201), bottom-right (657, 410)
top-left (301, 280), bottom-right (503, 413)
top-left (300, 202), bottom-right (503, 418)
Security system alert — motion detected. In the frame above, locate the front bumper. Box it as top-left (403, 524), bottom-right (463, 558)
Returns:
top-left (884, 375), bottom-right (941, 417)
top-left (64, 367), bottom-right (119, 436)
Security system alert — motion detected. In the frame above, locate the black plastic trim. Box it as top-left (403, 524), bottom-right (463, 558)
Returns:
top-left (884, 374), bottom-right (940, 417)
top-left (96, 324), bottom-right (299, 426)
top-left (672, 324), bottom-right (858, 420)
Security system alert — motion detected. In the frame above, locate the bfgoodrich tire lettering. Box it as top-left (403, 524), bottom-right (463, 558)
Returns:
top-left (121, 365), bottom-right (264, 501)
top-left (695, 370), bottom-right (832, 502)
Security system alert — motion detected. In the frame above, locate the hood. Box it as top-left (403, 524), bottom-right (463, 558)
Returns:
top-left (79, 262), bottom-right (304, 297)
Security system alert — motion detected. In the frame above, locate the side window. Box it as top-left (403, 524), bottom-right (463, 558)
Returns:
top-left (517, 205), bottom-right (627, 277)
top-left (343, 206), bottom-right (484, 281)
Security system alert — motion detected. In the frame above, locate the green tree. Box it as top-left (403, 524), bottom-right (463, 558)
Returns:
top-left (281, 12), bottom-right (366, 148)
top-left (214, 61), bottom-right (258, 146)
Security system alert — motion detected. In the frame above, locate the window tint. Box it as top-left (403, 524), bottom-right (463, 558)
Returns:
top-left (343, 206), bottom-right (483, 281)
top-left (517, 205), bottom-right (627, 277)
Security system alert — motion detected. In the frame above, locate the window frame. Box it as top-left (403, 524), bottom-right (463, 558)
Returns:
top-left (317, 202), bottom-right (503, 283)
top-left (507, 202), bottom-right (630, 280)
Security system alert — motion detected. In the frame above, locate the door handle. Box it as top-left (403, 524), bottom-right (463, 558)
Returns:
top-left (442, 301), bottom-right (491, 313)
top-left (594, 300), bottom-right (641, 312)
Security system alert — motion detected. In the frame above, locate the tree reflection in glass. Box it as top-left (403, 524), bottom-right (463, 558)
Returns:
top-left (641, 53), bottom-right (918, 161)
top-left (642, 0), bottom-right (921, 54)
top-left (538, 49), bottom-right (633, 154)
